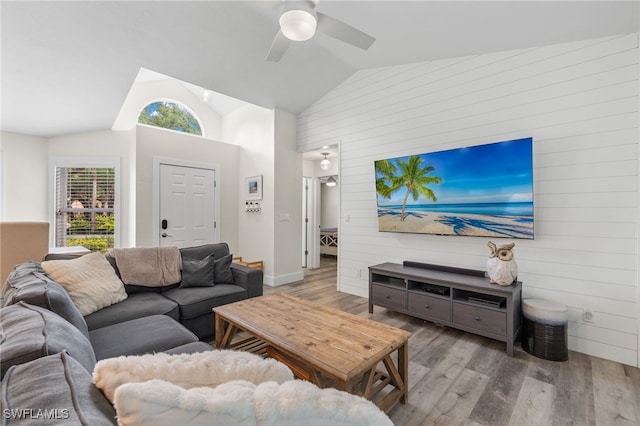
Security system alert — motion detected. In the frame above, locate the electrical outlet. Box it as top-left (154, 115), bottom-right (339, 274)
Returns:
top-left (583, 308), bottom-right (594, 323)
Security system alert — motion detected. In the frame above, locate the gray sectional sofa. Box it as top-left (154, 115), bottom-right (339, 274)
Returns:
top-left (0, 242), bottom-right (263, 424)
top-left (44, 242), bottom-right (263, 340)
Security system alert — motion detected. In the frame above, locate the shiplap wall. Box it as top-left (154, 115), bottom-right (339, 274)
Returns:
top-left (297, 34), bottom-right (639, 367)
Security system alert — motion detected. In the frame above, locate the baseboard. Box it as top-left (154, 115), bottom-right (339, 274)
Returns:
top-left (263, 270), bottom-right (304, 287)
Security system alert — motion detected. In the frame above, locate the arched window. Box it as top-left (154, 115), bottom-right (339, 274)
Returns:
top-left (138, 100), bottom-right (202, 136)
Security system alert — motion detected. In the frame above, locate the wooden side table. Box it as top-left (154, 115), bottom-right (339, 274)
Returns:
top-left (233, 256), bottom-right (263, 271)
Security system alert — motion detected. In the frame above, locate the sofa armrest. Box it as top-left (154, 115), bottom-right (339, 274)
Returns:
top-left (230, 264), bottom-right (263, 298)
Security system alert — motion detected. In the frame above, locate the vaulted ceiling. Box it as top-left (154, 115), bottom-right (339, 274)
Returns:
top-left (2, 1), bottom-right (638, 137)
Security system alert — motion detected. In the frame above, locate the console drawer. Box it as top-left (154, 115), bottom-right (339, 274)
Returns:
top-left (452, 303), bottom-right (506, 336)
top-left (372, 284), bottom-right (406, 311)
top-left (408, 292), bottom-right (450, 322)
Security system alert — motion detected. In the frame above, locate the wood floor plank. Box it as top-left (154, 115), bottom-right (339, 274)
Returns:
top-left (508, 376), bottom-right (555, 426)
top-left (592, 357), bottom-right (639, 426)
top-left (260, 257), bottom-right (640, 426)
top-left (463, 346), bottom-right (529, 425)
top-left (552, 351), bottom-right (596, 426)
top-left (425, 367), bottom-right (490, 425)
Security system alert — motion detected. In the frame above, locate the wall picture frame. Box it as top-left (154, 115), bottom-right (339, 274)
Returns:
top-left (245, 175), bottom-right (263, 200)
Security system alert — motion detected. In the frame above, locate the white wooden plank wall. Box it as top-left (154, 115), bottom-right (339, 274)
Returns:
top-left (297, 34), bottom-right (639, 367)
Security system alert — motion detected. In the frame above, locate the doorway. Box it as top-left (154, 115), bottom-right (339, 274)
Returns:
top-left (154, 158), bottom-right (219, 248)
top-left (301, 145), bottom-right (339, 269)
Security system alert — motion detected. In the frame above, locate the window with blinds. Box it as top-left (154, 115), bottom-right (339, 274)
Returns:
top-left (55, 167), bottom-right (116, 252)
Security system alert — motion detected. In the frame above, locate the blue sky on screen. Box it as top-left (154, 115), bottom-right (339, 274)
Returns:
top-left (377, 138), bottom-right (533, 206)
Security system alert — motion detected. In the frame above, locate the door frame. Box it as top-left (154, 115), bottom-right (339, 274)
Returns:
top-left (302, 176), bottom-right (321, 269)
top-left (152, 157), bottom-right (220, 247)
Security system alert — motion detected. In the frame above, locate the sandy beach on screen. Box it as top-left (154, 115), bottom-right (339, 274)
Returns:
top-left (377, 208), bottom-right (533, 239)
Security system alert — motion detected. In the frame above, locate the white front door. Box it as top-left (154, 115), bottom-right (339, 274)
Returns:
top-left (159, 164), bottom-right (216, 248)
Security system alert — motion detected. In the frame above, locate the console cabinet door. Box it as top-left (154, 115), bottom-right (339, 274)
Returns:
top-left (372, 284), bottom-right (406, 311)
top-left (408, 293), bottom-right (450, 322)
top-left (452, 303), bottom-right (506, 336)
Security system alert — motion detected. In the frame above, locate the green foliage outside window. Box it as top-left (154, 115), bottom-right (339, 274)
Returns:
top-left (138, 101), bottom-right (202, 135)
top-left (66, 236), bottom-right (114, 253)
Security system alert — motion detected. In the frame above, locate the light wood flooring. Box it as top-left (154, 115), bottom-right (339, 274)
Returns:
top-left (264, 256), bottom-right (640, 426)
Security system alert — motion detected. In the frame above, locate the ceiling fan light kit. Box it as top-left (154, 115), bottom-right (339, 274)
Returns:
top-left (320, 152), bottom-right (331, 170)
top-left (266, 2), bottom-right (376, 62)
top-left (279, 9), bottom-right (317, 41)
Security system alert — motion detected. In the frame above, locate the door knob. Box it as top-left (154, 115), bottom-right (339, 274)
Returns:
top-left (161, 233), bottom-right (172, 238)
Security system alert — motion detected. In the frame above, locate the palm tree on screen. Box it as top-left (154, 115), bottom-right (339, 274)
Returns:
top-left (391, 156), bottom-right (442, 221)
top-left (375, 159), bottom-right (396, 199)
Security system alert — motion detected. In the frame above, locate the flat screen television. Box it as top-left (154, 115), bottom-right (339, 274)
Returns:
top-left (375, 137), bottom-right (534, 239)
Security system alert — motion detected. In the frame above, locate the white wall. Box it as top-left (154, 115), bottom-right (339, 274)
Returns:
top-left (298, 34), bottom-right (640, 367)
top-left (321, 182), bottom-right (339, 229)
top-left (223, 104), bottom-right (276, 278)
top-left (0, 132), bottom-right (49, 220)
top-left (135, 125), bottom-right (239, 249)
top-left (274, 109), bottom-right (303, 284)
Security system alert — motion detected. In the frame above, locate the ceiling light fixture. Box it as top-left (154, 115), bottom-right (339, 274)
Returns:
top-left (326, 176), bottom-right (337, 187)
top-left (320, 153), bottom-right (331, 170)
top-left (279, 8), bottom-right (317, 41)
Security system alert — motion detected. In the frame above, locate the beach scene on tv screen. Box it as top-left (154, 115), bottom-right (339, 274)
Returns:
top-left (375, 137), bottom-right (534, 239)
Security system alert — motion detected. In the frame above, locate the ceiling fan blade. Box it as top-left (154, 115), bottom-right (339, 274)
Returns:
top-left (266, 30), bottom-right (290, 62)
top-left (316, 12), bottom-right (375, 50)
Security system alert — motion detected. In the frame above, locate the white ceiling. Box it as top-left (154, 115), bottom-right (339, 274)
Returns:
top-left (2, 1), bottom-right (638, 138)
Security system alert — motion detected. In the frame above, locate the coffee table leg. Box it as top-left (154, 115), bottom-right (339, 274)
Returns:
top-left (215, 315), bottom-right (237, 349)
top-left (398, 341), bottom-right (408, 404)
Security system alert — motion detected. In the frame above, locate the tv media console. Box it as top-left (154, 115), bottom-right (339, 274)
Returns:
top-left (369, 261), bottom-right (522, 356)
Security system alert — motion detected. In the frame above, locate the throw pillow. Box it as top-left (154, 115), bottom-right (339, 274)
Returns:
top-left (113, 379), bottom-right (393, 426)
top-left (41, 251), bottom-right (127, 316)
top-left (180, 254), bottom-right (215, 288)
top-left (214, 253), bottom-right (235, 284)
top-left (93, 350), bottom-right (294, 402)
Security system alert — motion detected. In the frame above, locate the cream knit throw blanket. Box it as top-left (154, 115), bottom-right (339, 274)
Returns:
top-left (110, 246), bottom-right (181, 286)
top-left (93, 350), bottom-right (294, 402)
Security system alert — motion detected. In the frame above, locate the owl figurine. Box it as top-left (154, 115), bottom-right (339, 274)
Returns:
top-left (486, 241), bottom-right (518, 286)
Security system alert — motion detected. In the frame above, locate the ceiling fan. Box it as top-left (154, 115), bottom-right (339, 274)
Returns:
top-left (266, 1), bottom-right (376, 62)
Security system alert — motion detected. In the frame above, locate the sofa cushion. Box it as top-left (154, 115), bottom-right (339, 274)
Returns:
top-left (0, 302), bottom-right (96, 378)
top-left (0, 261), bottom-right (90, 339)
top-left (113, 379), bottom-right (393, 426)
top-left (93, 350), bottom-right (293, 403)
top-left (179, 242), bottom-right (230, 261)
top-left (1, 352), bottom-right (117, 425)
top-left (180, 253), bottom-right (215, 288)
top-left (89, 315), bottom-right (199, 361)
top-left (161, 284), bottom-right (247, 320)
top-left (214, 253), bottom-right (235, 284)
top-left (41, 252), bottom-right (128, 315)
top-left (84, 292), bottom-right (179, 330)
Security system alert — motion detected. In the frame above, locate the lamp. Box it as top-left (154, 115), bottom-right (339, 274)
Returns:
top-left (326, 176), bottom-right (337, 187)
top-left (279, 8), bottom-right (317, 41)
top-left (320, 153), bottom-right (331, 170)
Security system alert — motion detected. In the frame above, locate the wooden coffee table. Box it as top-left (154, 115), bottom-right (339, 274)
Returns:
top-left (213, 293), bottom-right (411, 412)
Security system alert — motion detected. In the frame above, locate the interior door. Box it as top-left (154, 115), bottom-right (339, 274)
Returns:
top-left (302, 177), bottom-right (310, 268)
top-left (159, 164), bottom-right (216, 248)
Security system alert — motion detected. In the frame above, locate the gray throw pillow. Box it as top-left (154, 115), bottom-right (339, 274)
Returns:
top-left (214, 253), bottom-right (235, 284)
top-left (180, 254), bottom-right (215, 288)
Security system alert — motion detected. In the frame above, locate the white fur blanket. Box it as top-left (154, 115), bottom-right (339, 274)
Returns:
top-left (93, 350), bottom-right (294, 402)
top-left (114, 379), bottom-right (393, 426)
top-left (109, 246), bottom-right (181, 286)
